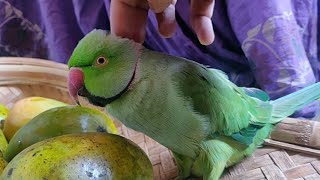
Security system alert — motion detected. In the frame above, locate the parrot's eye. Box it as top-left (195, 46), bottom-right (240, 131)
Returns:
top-left (95, 56), bottom-right (108, 67)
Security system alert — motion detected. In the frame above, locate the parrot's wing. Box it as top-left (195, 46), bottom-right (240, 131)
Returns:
top-left (208, 69), bottom-right (273, 126)
top-left (242, 88), bottom-right (270, 101)
top-left (171, 63), bottom-right (272, 141)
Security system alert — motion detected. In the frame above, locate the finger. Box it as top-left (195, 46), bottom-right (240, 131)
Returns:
top-left (110, 0), bottom-right (149, 43)
top-left (190, 0), bottom-right (215, 45)
top-left (155, 1), bottom-right (177, 38)
top-left (148, 0), bottom-right (173, 13)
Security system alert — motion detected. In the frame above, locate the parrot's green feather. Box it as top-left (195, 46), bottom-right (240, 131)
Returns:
top-left (172, 62), bottom-right (275, 139)
top-left (270, 82), bottom-right (320, 122)
top-left (173, 63), bottom-right (252, 136)
top-left (208, 68), bottom-right (230, 80)
top-left (243, 87), bottom-right (270, 101)
top-left (230, 124), bottom-right (263, 145)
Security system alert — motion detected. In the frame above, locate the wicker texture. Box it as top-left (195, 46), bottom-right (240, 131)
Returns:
top-left (1, 57), bottom-right (320, 180)
top-left (221, 147), bottom-right (320, 180)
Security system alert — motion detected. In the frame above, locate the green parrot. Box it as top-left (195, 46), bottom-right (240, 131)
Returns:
top-left (68, 29), bottom-right (320, 180)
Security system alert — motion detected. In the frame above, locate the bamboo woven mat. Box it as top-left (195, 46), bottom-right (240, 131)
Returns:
top-left (1, 57), bottom-right (320, 180)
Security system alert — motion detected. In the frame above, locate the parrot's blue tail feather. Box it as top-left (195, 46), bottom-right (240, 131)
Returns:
top-left (270, 82), bottom-right (320, 123)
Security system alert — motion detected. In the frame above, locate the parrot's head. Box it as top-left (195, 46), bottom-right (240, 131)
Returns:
top-left (67, 29), bottom-right (141, 107)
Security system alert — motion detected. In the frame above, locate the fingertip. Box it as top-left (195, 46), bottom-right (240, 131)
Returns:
top-left (192, 17), bottom-right (215, 45)
top-left (156, 4), bottom-right (177, 38)
top-left (159, 24), bottom-right (176, 38)
top-left (190, 0), bottom-right (215, 45)
top-left (110, 1), bottom-right (148, 43)
top-left (148, 0), bottom-right (174, 13)
top-left (199, 30), bottom-right (215, 45)
top-left (111, 27), bottom-right (146, 43)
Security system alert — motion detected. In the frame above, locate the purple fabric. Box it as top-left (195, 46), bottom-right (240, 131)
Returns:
top-left (0, 0), bottom-right (319, 118)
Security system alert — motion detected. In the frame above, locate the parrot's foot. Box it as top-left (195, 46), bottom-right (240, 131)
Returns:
top-left (172, 152), bottom-right (194, 179)
top-left (193, 140), bottom-right (234, 180)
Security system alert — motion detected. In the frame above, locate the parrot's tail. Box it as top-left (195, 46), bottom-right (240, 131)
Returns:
top-left (270, 82), bottom-right (320, 123)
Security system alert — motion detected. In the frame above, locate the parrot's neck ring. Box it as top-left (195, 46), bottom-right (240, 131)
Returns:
top-left (78, 68), bottom-right (136, 107)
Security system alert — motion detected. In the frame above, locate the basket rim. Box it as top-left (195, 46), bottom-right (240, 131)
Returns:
top-left (0, 57), bottom-right (69, 90)
top-left (0, 57), bottom-right (68, 69)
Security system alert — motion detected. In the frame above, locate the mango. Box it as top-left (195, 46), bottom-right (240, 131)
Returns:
top-left (0, 156), bottom-right (6, 175)
top-left (0, 129), bottom-right (7, 174)
top-left (0, 104), bottom-right (8, 121)
top-left (0, 104), bottom-right (9, 129)
top-left (1, 133), bottom-right (153, 180)
top-left (3, 97), bottom-right (67, 140)
top-left (0, 129), bottom-right (8, 156)
top-left (4, 105), bottom-right (118, 161)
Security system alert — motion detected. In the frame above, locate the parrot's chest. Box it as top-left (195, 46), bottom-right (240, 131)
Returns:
top-left (107, 80), bottom-right (208, 157)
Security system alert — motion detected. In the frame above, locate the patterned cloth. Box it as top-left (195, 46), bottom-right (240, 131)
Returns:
top-left (0, 0), bottom-right (319, 118)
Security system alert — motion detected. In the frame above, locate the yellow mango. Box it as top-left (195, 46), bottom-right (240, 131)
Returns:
top-left (3, 97), bottom-right (67, 140)
top-left (0, 104), bottom-right (8, 122)
top-left (0, 104), bottom-right (8, 130)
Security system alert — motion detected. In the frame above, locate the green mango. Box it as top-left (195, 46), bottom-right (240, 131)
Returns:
top-left (4, 105), bottom-right (118, 161)
top-left (1, 133), bottom-right (153, 180)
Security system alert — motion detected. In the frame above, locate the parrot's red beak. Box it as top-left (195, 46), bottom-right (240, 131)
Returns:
top-left (68, 68), bottom-right (84, 105)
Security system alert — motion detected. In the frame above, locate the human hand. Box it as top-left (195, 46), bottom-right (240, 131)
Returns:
top-left (110, 0), bottom-right (215, 45)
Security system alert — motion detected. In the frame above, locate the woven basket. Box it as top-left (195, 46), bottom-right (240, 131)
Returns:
top-left (1, 57), bottom-right (320, 180)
